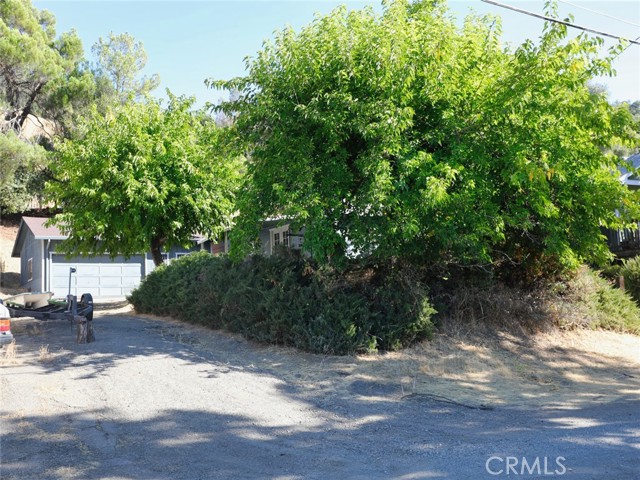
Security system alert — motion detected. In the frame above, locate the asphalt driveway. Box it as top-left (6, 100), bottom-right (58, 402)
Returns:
top-left (1, 308), bottom-right (638, 479)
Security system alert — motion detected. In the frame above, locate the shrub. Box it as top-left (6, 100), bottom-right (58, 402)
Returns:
top-left (128, 252), bottom-right (435, 354)
top-left (619, 256), bottom-right (640, 306)
top-left (430, 266), bottom-right (640, 336)
top-left (552, 267), bottom-right (640, 335)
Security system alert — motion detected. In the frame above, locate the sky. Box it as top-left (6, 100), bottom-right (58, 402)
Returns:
top-left (33, 0), bottom-right (640, 107)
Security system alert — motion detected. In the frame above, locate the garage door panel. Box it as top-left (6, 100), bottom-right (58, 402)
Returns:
top-left (100, 266), bottom-right (123, 276)
top-left (51, 255), bottom-right (142, 299)
top-left (100, 276), bottom-right (125, 287)
top-left (52, 277), bottom-right (75, 288)
top-left (122, 265), bottom-right (141, 276)
top-left (79, 276), bottom-right (101, 287)
top-left (76, 265), bottom-right (100, 276)
top-left (99, 287), bottom-right (126, 297)
top-left (121, 277), bottom-right (140, 287)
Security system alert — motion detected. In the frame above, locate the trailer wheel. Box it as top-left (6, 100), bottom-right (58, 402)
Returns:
top-left (80, 293), bottom-right (94, 322)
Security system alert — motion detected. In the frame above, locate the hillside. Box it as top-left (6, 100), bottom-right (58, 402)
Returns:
top-left (0, 220), bottom-right (21, 295)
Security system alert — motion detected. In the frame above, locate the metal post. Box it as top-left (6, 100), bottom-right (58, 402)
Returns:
top-left (68, 267), bottom-right (77, 297)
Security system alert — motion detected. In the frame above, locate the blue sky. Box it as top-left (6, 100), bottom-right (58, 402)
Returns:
top-left (33, 1), bottom-right (640, 106)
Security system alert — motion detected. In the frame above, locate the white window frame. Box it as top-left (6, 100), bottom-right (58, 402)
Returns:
top-left (269, 225), bottom-right (290, 255)
top-left (27, 258), bottom-right (33, 281)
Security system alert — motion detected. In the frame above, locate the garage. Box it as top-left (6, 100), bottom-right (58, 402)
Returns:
top-left (50, 254), bottom-right (144, 298)
top-left (12, 217), bottom-right (208, 299)
top-left (12, 217), bottom-right (146, 299)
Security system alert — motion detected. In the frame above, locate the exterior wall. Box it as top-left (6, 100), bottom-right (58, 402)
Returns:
top-left (145, 242), bottom-right (211, 275)
top-left (19, 231), bottom-right (44, 292)
top-left (211, 233), bottom-right (230, 255)
top-left (259, 227), bottom-right (272, 256)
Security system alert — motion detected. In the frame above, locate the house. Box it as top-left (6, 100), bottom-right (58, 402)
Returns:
top-left (258, 219), bottom-right (305, 256)
top-left (605, 153), bottom-right (640, 257)
top-left (11, 217), bottom-right (215, 299)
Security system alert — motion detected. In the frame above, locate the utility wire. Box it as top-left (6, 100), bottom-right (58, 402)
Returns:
top-left (558, 0), bottom-right (640, 29)
top-left (614, 34), bottom-right (640, 60)
top-left (481, 0), bottom-right (640, 45)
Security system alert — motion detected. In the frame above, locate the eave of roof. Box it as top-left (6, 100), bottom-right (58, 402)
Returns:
top-left (11, 217), bottom-right (67, 257)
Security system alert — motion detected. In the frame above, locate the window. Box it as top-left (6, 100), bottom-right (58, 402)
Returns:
top-left (27, 258), bottom-right (33, 281)
top-left (269, 225), bottom-right (290, 255)
top-left (175, 252), bottom-right (192, 259)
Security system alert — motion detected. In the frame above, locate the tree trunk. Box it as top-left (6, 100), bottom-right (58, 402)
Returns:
top-left (15, 82), bottom-right (44, 131)
top-left (150, 236), bottom-right (166, 267)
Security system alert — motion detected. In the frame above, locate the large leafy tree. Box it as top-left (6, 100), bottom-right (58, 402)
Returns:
top-left (46, 95), bottom-right (243, 265)
top-left (214, 0), bottom-right (639, 277)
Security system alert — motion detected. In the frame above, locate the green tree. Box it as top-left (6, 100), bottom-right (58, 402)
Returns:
top-left (0, 131), bottom-right (48, 213)
top-left (46, 95), bottom-right (243, 265)
top-left (213, 0), bottom-right (639, 277)
top-left (0, 0), bottom-right (87, 133)
top-left (0, 0), bottom-right (98, 213)
top-left (92, 32), bottom-right (160, 105)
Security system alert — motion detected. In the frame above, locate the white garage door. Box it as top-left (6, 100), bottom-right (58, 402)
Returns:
top-left (51, 254), bottom-right (143, 299)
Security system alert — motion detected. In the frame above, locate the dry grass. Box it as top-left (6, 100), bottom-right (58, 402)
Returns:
top-left (39, 344), bottom-right (52, 362)
top-left (3, 338), bottom-right (17, 363)
top-left (349, 319), bottom-right (640, 408)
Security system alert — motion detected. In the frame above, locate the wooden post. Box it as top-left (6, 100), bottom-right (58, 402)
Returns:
top-left (75, 316), bottom-right (95, 343)
top-left (619, 275), bottom-right (626, 291)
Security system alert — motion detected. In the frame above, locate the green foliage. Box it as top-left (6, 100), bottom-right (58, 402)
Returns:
top-left (618, 256), bottom-right (640, 306)
top-left (128, 252), bottom-right (436, 354)
top-left (91, 32), bottom-right (160, 105)
top-left (46, 95), bottom-right (243, 265)
top-left (429, 265), bottom-right (640, 336)
top-left (555, 267), bottom-right (640, 334)
top-left (0, 0), bottom-right (86, 131)
top-left (0, 131), bottom-right (49, 213)
top-left (213, 0), bottom-right (639, 279)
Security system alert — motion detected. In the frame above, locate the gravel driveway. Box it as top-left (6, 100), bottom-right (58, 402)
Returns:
top-left (1, 308), bottom-right (638, 479)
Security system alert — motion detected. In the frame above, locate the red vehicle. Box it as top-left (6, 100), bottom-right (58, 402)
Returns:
top-left (0, 302), bottom-right (14, 347)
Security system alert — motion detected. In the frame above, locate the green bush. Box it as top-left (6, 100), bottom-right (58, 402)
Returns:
top-left (128, 252), bottom-right (435, 354)
top-left (428, 265), bottom-right (640, 336)
top-left (619, 256), bottom-right (640, 306)
top-left (557, 267), bottom-right (640, 335)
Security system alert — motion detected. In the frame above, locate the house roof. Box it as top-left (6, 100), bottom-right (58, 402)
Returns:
top-left (619, 153), bottom-right (640, 187)
top-left (11, 216), bottom-right (210, 257)
top-left (11, 217), bottom-right (66, 258)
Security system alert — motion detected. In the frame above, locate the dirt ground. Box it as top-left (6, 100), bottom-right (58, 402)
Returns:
top-left (1, 216), bottom-right (639, 409)
top-left (141, 311), bottom-right (640, 410)
top-left (1, 220), bottom-right (639, 478)
top-left (1, 306), bottom-right (638, 479)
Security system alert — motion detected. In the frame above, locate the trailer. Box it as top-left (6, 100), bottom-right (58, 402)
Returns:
top-left (2, 268), bottom-right (95, 342)
top-left (3, 291), bottom-right (95, 343)
top-left (4, 292), bottom-right (93, 322)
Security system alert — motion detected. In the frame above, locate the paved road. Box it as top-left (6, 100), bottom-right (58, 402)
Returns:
top-left (1, 310), bottom-right (638, 479)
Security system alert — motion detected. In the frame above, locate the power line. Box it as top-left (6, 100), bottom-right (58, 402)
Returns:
top-left (558, 0), bottom-right (640, 29)
top-left (481, 0), bottom-right (640, 46)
